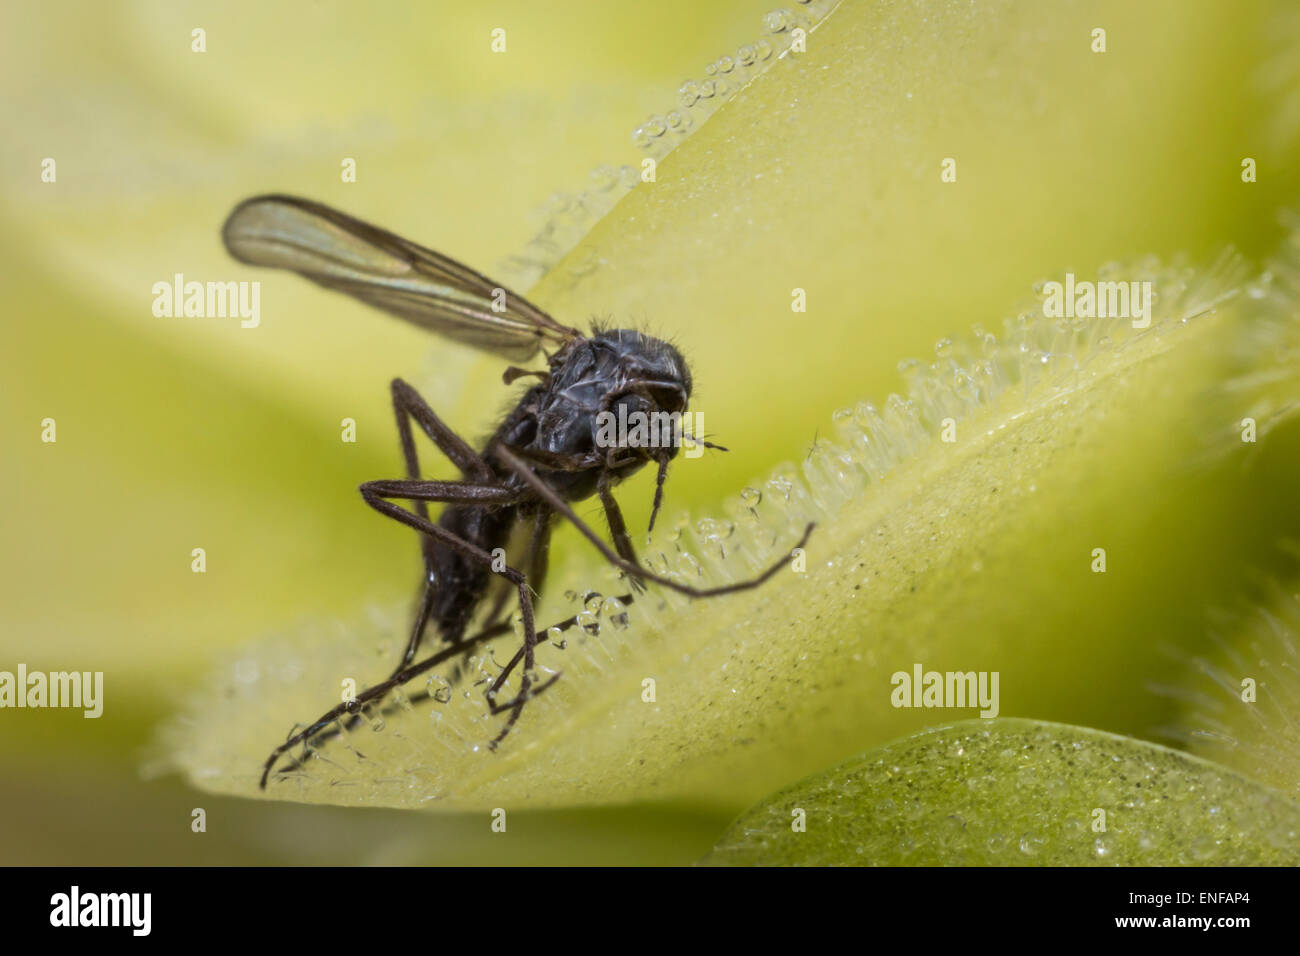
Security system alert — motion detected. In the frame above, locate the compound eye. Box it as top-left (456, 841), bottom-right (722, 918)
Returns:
top-left (648, 385), bottom-right (687, 413)
top-left (598, 393), bottom-right (654, 453)
top-left (613, 392), bottom-right (653, 418)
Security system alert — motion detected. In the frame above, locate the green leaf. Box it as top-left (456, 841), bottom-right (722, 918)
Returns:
top-left (702, 719), bottom-right (1300, 866)
top-left (165, 0), bottom-right (1300, 813)
top-left (167, 241), bottom-right (1292, 811)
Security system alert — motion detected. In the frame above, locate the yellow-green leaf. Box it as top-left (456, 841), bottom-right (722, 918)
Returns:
top-left (167, 244), bottom-right (1292, 810)
top-left (165, 0), bottom-right (1300, 814)
top-left (702, 719), bottom-right (1300, 866)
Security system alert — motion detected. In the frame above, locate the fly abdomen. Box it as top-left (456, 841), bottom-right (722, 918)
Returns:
top-left (429, 502), bottom-right (517, 647)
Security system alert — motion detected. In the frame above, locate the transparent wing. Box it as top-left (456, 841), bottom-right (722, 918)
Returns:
top-left (222, 195), bottom-right (581, 361)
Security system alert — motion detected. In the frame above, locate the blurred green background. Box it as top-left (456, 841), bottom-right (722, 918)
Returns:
top-left (4, 0), bottom-right (1300, 863)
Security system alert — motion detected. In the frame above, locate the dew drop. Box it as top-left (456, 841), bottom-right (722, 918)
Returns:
top-left (427, 675), bottom-right (453, 705)
top-left (767, 474), bottom-right (794, 502)
top-left (696, 517), bottom-right (732, 559)
top-left (1019, 834), bottom-right (1045, 856)
top-left (763, 10), bottom-right (792, 33)
top-left (602, 596), bottom-right (630, 630)
top-left (587, 165), bottom-right (617, 192)
top-left (676, 550), bottom-right (704, 578)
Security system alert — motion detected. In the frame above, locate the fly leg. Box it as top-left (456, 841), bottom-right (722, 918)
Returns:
top-left (493, 445), bottom-right (815, 600)
top-left (457, 508), bottom-right (553, 693)
top-left (258, 477), bottom-right (525, 787)
top-left (329, 379), bottom-right (499, 737)
top-left (358, 481), bottom-right (543, 757)
top-left (260, 617), bottom-right (513, 788)
top-left (261, 586), bottom-right (634, 788)
top-left (387, 378), bottom-right (495, 677)
top-left (483, 588), bottom-right (635, 727)
top-left (475, 508), bottom-right (553, 638)
top-left (493, 446), bottom-right (645, 592)
top-left (597, 471), bottom-right (647, 594)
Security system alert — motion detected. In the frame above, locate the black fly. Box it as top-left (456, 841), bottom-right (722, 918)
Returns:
top-left (221, 196), bottom-right (814, 789)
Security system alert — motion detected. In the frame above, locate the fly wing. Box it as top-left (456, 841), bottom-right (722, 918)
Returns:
top-left (222, 195), bottom-right (581, 361)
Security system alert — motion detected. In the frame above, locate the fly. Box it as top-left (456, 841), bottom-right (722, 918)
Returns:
top-left (221, 195), bottom-right (814, 789)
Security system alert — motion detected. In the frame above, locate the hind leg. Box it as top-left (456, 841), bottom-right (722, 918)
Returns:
top-left (261, 588), bottom-right (626, 787)
top-left (385, 379), bottom-right (496, 676)
top-left (258, 477), bottom-right (526, 787)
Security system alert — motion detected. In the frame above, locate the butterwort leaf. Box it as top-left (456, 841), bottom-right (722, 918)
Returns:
top-left (702, 719), bottom-right (1300, 866)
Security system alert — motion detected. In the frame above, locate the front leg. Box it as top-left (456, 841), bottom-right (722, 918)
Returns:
top-left (491, 441), bottom-right (646, 595)
top-left (493, 445), bottom-right (815, 600)
top-left (493, 444), bottom-right (603, 473)
top-left (597, 472), bottom-right (647, 594)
